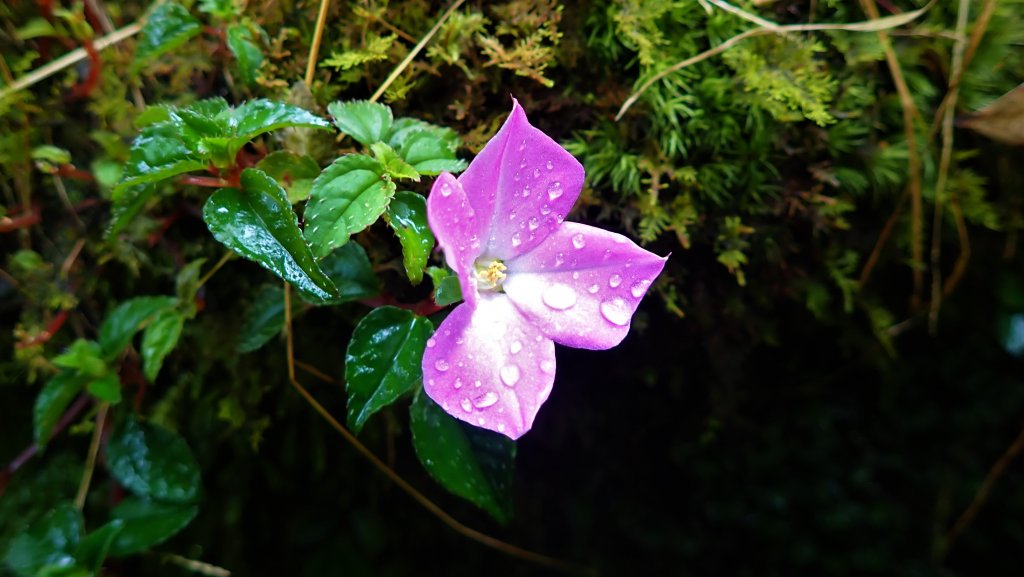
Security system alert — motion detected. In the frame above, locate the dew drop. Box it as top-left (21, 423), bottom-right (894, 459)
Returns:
top-left (547, 182), bottom-right (563, 200)
top-left (426, 338), bottom-right (436, 348)
top-left (600, 298), bottom-right (631, 326)
top-left (554, 252), bottom-right (565, 267)
top-left (478, 417), bottom-right (486, 425)
top-left (631, 279), bottom-right (651, 298)
top-left (434, 359), bottom-right (450, 372)
top-left (540, 204), bottom-right (552, 215)
top-left (511, 233), bottom-right (522, 247)
top-left (542, 284), bottom-right (577, 310)
top-left (521, 186), bottom-right (530, 198)
top-left (454, 378), bottom-right (463, 389)
top-left (474, 392), bottom-right (499, 409)
top-left (519, 158), bottom-right (528, 168)
top-left (500, 365), bottom-right (521, 387)
top-left (460, 398), bottom-right (473, 412)
top-left (572, 272), bottom-right (580, 280)
top-left (546, 160), bottom-right (554, 171)
top-left (510, 341), bottom-right (523, 354)
top-left (497, 423), bottom-right (506, 433)
top-left (572, 233), bottom-right (586, 249)
top-left (528, 217), bottom-right (540, 231)
top-left (533, 168), bottom-right (541, 178)
top-left (588, 283), bottom-right (600, 294)
top-left (609, 274), bottom-right (623, 288)
top-left (440, 183), bottom-right (452, 197)
top-left (474, 380), bottom-right (482, 388)
top-left (513, 171), bottom-right (521, 182)
top-left (509, 210), bottom-right (517, 220)
top-left (540, 359), bottom-right (555, 374)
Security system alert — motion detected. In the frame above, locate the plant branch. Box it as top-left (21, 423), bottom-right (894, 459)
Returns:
top-left (75, 402), bottom-right (109, 509)
top-left (304, 0), bottom-right (332, 87)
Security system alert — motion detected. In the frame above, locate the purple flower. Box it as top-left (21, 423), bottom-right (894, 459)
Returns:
top-left (423, 99), bottom-right (667, 439)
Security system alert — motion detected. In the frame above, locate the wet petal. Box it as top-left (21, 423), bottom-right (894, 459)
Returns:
top-left (504, 222), bottom-right (667, 350)
top-left (457, 98), bottom-right (584, 261)
top-left (422, 294), bottom-right (556, 440)
top-left (426, 172), bottom-right (483, 307)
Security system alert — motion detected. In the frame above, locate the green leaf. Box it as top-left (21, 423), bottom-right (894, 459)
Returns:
top-left (106, 498), bottom-right (198, 557)
top-left (237, 284), bottom-right (290, 353)
top-left (105, 415), bottom-right (201, 504)
top-left (228, 100), bottom-right (331, 159)
top-left (409, 390), bottom-right (516, 523)
top-left (86, 373), bottom-right (122, 404)
top-left (52, 340), bottom-right (106, 377)
top-left (74, 520), bottom-right (124, 574)
top-left (33, 372), bottom-right (89, 446)
top-left (226, 23), bottom-right (264, 86)
top-left (98, 296), bottom-right (178, 359)
top-left (386, 118), bottom-right (459, 151)
top-left (370, 142), bottom-right (420, 181)
top-left (141, 310), bottom-right (186, 382)
top-left (386, 191), bottom-right (434, 285)
top-left (427, 267), bottom-right (463, 306)
top-left (203, 168), bottom-right (339, 302)
top-left (315, 242), bottom-right (380, 304)
top-left (107, 183), bottom-right (157, 236)
top-left (304, 154), bottom-right (395, 258)
top-left (175, 258), bottom-right (207, 303)
top-left (328, 100), bottom-right (393, 146)
top-left (2, 502), bottom-right (82, 577)
top-left (256, 151), bottom-right (320, 203)
top-left (345, 307), bottom-right (433, 434)
top-left (397, 130), bottom-right (467, 175)
top-left (198, 0), bottom-right (239, 20)
top-left (113, 132), bottom-right (206, 198)
top-left (134, 2), bottom-right (202, 68)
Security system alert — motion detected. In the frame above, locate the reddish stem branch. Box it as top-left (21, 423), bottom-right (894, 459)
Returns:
top-left (0, 206), bottom-right (42, 233)
top-left (179, 175), bottom-right (234, 188)
top-left (55, 164), bottom-right (96, 182)
top-left (0, 394), bottom-right (92, 496)
top-left (16, 309), bottom-right (70, 350)
top-left (67, 37), bottom-right (102, 101)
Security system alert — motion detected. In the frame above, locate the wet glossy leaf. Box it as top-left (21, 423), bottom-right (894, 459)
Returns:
top-left (2, 502), bottom-right (82, 577)
top-left (105, 415), bottom-right (201, 504)
top-left (238, 284), bottom-right (290, 353)
top-left (370, 142), bottom-right (420, 181)
top-left (304, 154), bottom-right (395, 258)
top-left (229, 100), bottom-right (331, 156)
top-left (175, 258), bottom-right (207, 303)
top-left (52, 340), bottom-right (106, 377)
top-left (113, 132), bottom-right (206, 198)
top-left (108, 183), bottom-right (157, 236)
top-left (134, 2), bottom-right (202, 68)
top-left (315, 242), bottom-right (380, 304)
top-left (142, 310), bottom-right (186, 382)
top-left (397, 130), bottom-right (466, 175)
top-left (345, 307), bottom-right (433, 434)
top-left (98, 296), bottom-right (178, 360)
top-left (328, 100), bottom-right (393, 146)
top-left (203, 168), bottom-right (339, 302)
top-left (86, 373), bottom-right (122, 404)
top-left (33, 371), bottom-right (89, 446)
top-left (198, 0), bottom-right (238, 19)
top-left (409, 390), bottom-right (515, 523)
top-left (427, 267), bottom-right (463, 306)
top-left (385, 118), bottom-right (458, 151)
top-left (256, 151), bottom-right (320, 203)
top-left (106, 498), bottom-right (198, 557)
top-left (226, 23), bottom-right (265, 86)
top-left (386, 191), bottom-right (434, 284)
top-left (74, 520), bottom-right (124, 573)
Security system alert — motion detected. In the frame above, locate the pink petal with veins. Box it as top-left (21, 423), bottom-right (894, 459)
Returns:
top-left (426, 172), bottom-right (483, 308)
top-left (503, 222), bottom-right (668, 350)
top-left (422, 294), bottom-right (556, 439)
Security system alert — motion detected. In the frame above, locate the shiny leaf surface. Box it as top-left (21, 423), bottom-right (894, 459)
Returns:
top-left (106, 498), bottom-right (198, 557)
top-left (386, 191), bottom-right (434, 284)
top-left (304, 154), bottom-right (395, 258)
top-left (105, 415), bottom-right (201, 504)
top-left (328, 100), bottom-right (393, 146)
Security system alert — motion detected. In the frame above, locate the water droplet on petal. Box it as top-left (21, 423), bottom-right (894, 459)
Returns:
top-left (478, 417), bottom-right (486, 425)
top-left (631, 279), bottom-right (652, 298)
top-left (540, 205), bottom-right (551, 215)
top-left (510, 341), bottom-right (523, 354)
top-left (546, 160), bottom-right (554, 170)
top-left (474, 392), bottom-right (498, 408)
top-left (500, 365), bottom-right (521, 387)
top-left (474, 380), bottom-right (482, 388)
top-left (454, 378), bottom-right (463, 389)
top-left (540, 359), bottom-right (555, 374)
top-left (434, 359), bottom-right (450, 372)
top-left (533, 168), bottom-right (541, 178)
top-left (498, 423), bottom-right (506, 433)
top-left (572, 272), bottom-right (580, 280)
top-left (511, 233), bottom-right (522, 247)
top-left (588, 284), bottom-right (600, 294)
top-left (520, 158), bottom-right (528, 168)
top-left (542, 284), bottom-right (577, 310)
top-left (514, 171), bottom-right (521, 182)
top-left (528, 217), bottom-right (540, 231)
top-left (547, 182), bottom-right (563, 200)
top-left (460, 398), bottom-right (473, 412)
top-left (572, 233), bottom-right (586, 249)
top-left (426, 338), bottom-right (436, 348)
top-left (609, 274), bottom-right (622, 288)
top-left (600, 298), bottom-right (631, 326)
top-left (440, 183), bottom-right (452, 197)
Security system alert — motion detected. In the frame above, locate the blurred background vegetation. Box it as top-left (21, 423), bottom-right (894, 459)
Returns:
top-left (3, 0), bottom-right (1024, 574)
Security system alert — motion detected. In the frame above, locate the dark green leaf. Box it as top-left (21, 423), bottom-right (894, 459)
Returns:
top-left (105, 415), bottom-right (201, 504)
top-left (74, 520), bottom-right (124, 573)
top-left (203, 168), bottom-right (339, 302)
top-left (328, 100), bottom-right (393, 146)
top-left (2, 502), bottom-right (82, 577)
top-left (345, 307), bottom-right (433, 433)
top-left (386, 191), bottom-right (434, 285)
top-left (256, 151), bottom-right (321, 203)
top-left (427, 267), bottom-right (463, 306)
top-left (135, 104), bottom-right (174, 127)
top-left (370, 142), bottom-right (420, 181)
top-left (133, 2), bottom-right (202, 68)
top-left (113, 132), bottom-right (206, 198)
top-left (314, 243), bottom-right (380, 304)
top-left (106, 498), bottom-right (198, 557)
top-left (409, 390), bottom-right (516, 523)
top-left (52, 340), bottom-right (106, 377)
top-left (198, 0), bottom-right (238, 19)
top-left (237, 284), bottom-right (291, 353)
top-left (228, 100), bottom-right (331, 160)
top-left (385, 118), bottom-right (455, 149)
top-left (304, 154), bottom-right (395, 258)
top-left (175, 258), bottom-right (207, 303)
top-left (141, 310), bottom-right (186, 382)
top-left (398, 130), bottom-right (467, 175)
top-left (98, 296), bottom-right (178, 360)
top-left (107, 183), bottom-right (158, 236)
top-left (33, 372), bottom-right (89, 446)
top-left (86, 373), bottom-right (122, 404)
top-left (226, 23), bottom-right (265, 86)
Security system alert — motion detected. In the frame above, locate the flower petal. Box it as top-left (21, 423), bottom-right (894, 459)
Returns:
top-left (503, 222), bottom-right (667, 350)
top-left (426, 172), bottom-right (483, 307)
top-left (422, 294), bottom-right (556, 440)
top-left (457, 98), bottom-right (584, 261)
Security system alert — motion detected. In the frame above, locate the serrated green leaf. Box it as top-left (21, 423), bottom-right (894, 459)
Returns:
top-left (304, 154), bottom-right (395, 258)
top-left (386, 191), bottom-right (434, 284)
top-left (175, 258), bottom-right (207, 303)
top-left (226, 23), bottom-right (264, 86)
top-left (198, 0), bottom-right (239, 19)
top-left (409, 390), bottom-right (515, 523)
top-left (398, 130), bottom-right (467, 175)
top-left (328, 100), bottom-right (394, 146)
top-left (135, 104), bottom-right (174, 127)
top-left (86, 373), bottom-right (122, 404)
top-left (98, 296), bottom-right (178, 359)
top-left (134, 2), bottom-right (202, 68)
top-left (386, 118), bottom-right (459, 150)
top-left (256, 151), bottom-right (320, 203)
top-left (106, 498), bottom-right (198, 557)
top-left (229, 100), bottom-right (331, 155)
top-left (75, 520), bottom-right (124, 574)
top-left (108, 183), bottom-right (157, 236)
top-left (31, 145), bottom-right (71, 166)
top-left (237, 284), bottom-right (292, 353)
top-left (113, 132), bottom-right (206, 198)
top-left (33, 372), bottom-right (89, 446)
top-left (314, 242), bottom-right (380, 304)
top-left (142, 310), bottom-right (186, 382)
top-left (105, 415), bottom-right (201, 504)
top-left (345, 307), bottom-right (433, 434)
top-left (203, 168), bottom-right (339, 302)
top-left (427, 267), bottom-right (463, 306)
top-left (2, 502), bottom-right (82, 577)
top-left (370, 142), bottom-right (420, 181)
top-left (52, 340), bottom-right (106, 377)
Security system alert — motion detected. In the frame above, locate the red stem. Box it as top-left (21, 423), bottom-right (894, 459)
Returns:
top-left (179, 175), bottom-right (234, 188)
top-left (55, 164), bottom-right (96, 182)
top-left (0, 394), bottom-right (92, 496)
top-left (0, 205), bottom-right (42, 233)
top-left (16, 309), bottom-right (70, 350)
top-left (67, 38), bottom-right (101, 101)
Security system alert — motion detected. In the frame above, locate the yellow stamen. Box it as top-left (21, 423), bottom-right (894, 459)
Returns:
top-left (476, 260), bottom-right (507, 290)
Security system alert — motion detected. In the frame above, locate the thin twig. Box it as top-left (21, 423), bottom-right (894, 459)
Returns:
top-left (295, 360), bottom-right (337, 385)
top-left (74, 403), bottom-right (109, 509)
top-left (304, 0), bottom-right (332, 87)
top-left (942, 197), bottom-right (971, 297)
top-left (369, 0), bottom-right (466, 103)
top-left (196, 251), bottom-right (235, 290)
top-left (705, 0), bottom-right (781, 31)
top-left (158, 553), bottom-right (231, 577)
top-left (858, 192), bottom-right (908, 287)
top-left (60, 238), bottom-right (86, 281)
